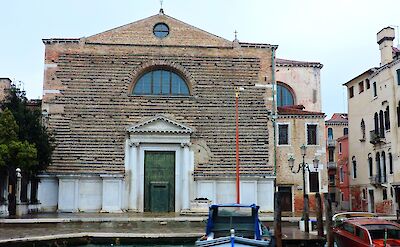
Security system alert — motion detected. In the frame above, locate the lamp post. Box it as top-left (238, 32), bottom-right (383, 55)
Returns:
top-left (235, 86), bottom-right (244, 204)
top-left (288, 144), bottom-right (319, 233)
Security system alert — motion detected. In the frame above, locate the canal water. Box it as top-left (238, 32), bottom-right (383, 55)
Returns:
top-left (79, 245), bottom-right (194, 247)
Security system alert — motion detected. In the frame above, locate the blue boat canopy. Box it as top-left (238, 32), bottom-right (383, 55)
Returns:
top-left (205, 204), bottom-right (262, 240)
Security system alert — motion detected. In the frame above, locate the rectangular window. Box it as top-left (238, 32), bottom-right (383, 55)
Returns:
top-left (383, 188), bottom-right (387, 200)
top-left (278, 124), bottom-right (289, 145)
top-left (353, 160), bottom-right (357, 179)
top-left (329, 174), bottom-right (335, 185)
top-left (328, 149), bottom-right (334, 162)
top-left (349, 86), bottom-right (354, 98)
top-left (366, 79), bottom-right (370, 89)
top-left (309, 172), bottom-right (319, 192)
top-left (307, 124), bottom-right (317, 145)
top-left (340, 167), bottom-right (344, 183)
top-left (373, 82), bottom-right (377, 97)
top-left (343, 223), bottom-right (355, 234)
top-left (339, 142), bottom-right (342, 154)
top-left (359, 81), bottom-right (364, 93)
top-left (397, 69), bottom-right (400, 85)
top-left (389, 153), bottom-right (393, 174)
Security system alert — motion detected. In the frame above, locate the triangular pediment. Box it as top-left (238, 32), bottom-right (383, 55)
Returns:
top-left (84, 13), bottom-right (232, 48)
top-left (128, 115), bottom-right (193, 134)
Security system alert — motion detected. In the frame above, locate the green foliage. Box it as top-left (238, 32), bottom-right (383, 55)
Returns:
top-left (0, 109), bottom-right (18, 144)
top-left (0, 84), bottom-right (53, 175)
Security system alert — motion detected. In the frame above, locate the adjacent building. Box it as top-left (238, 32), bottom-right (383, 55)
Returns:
top-left (344, 26), bottom-right (400, 214)
top-left (275, 59), bottom-right (328, 213)
top-left (325, 113), bottom-right (348, 210)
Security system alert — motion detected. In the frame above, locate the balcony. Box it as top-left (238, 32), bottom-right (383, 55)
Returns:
top-left (370, 175), bottom-right (383, 187)
top-left (327, 139), bottom-right (336, 148)
top-left (369, 130), bottom-right (385, 145)
top-left (327, 162), bottom-right (337, 169)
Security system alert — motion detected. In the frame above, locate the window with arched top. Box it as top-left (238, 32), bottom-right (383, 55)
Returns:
top-left (277, 83), bottom-right (295, 107)
top-left (368, 153), bottom-right (373, 177)
top-left (132, 69), bottom-right (189, 96)
top-left (352, 156), bottom-right (357, 179)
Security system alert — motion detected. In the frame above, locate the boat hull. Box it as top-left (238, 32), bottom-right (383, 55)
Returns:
top-left (195, 236), bottom-right (270, 247)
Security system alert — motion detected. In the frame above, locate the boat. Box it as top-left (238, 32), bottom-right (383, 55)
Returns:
top-left (195, 204), bottom-right (272, 247)
top-left (332, 212), bottom-right (400, 247)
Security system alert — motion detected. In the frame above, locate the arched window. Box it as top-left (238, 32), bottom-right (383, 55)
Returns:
top-left (397, 101), bottom-right (400, 127)
top-left (384, 106), bottom-right (390, 130)
top-left (352, 156), bottom-right (357, 179)
top-left (361, 119), bottom-right (365, 139)
top-left (376, 152), bottom-right (381, 182)
top-left (379, 110), bottom-right (385, 137)
top-left (132, 69), bottom-right (189, 96)
top-left (374, 112), bottom-right (379, 134)
top-left (382, 151), bottom-right (387, 183)
top-left (277, 83), bottom-right (295, 107)
top-left (368, 154), bottom-right (373, 177)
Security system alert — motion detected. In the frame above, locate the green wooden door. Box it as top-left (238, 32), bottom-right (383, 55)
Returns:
top-left (144, 151), bottom-right (175, 212)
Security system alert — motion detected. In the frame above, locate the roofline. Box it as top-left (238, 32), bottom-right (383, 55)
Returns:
top-left (343, 68), bottom-right (378, 86)
top-left (276, 58), bottom-right (323, 68)
top-left (42, 38), bottom-right (80, 44)
top-left (239, 42), bottom-right (278, 49)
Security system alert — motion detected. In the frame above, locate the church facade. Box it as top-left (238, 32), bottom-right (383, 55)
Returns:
top-left (38, 11), bottom-right (277, 213)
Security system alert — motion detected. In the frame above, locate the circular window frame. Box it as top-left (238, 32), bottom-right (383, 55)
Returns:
top-left (153, 23), bottom-right (170, 39)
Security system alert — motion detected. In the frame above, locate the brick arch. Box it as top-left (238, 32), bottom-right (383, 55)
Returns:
top-left (127, 60), bottom-right (195, 95)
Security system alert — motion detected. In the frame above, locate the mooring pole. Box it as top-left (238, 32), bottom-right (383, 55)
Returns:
top-left (324, 193), bottom-right (333, 247)
top-left (316, 193), bottom-right (324, 237)
top-left (274, 191), bottom-right (283, 247)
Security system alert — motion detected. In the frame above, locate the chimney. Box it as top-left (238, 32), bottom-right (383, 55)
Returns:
top-left (377, 27), bottom-right (395, 65)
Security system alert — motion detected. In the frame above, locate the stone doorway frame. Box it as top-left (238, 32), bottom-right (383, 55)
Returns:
top-left (125, 115), bottom-right (193, 213)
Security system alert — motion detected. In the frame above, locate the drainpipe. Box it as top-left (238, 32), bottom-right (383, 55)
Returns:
top-left (271, 47), bottom-right (277, 177)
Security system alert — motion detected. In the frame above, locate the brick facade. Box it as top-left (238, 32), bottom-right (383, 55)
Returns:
top-left (42, 13), bottom-right (276, 179)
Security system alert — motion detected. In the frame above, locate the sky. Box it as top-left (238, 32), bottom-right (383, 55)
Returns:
top-left (0, 0), bottom-right (399, 118)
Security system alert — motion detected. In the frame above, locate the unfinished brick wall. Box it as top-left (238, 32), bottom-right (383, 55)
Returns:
top-left (42, 14), bottom-right (276, 178)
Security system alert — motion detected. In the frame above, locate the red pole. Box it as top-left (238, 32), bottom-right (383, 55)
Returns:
top-left (235, 91), bottom-right (240, 204)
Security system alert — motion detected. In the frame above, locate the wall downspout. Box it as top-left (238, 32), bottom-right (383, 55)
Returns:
top-left (271, 48), bottom-right (277, 177)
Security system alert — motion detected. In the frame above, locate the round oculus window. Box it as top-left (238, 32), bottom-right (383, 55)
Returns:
top-left (153, 23), bottom-right (169, 38)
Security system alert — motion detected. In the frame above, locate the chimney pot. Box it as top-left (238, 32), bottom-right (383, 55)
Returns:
top-left (377, 27), bottom-right (395, 66)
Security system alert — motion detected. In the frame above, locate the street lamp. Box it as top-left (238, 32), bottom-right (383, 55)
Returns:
top-left (288, 144), bottom-right (319, 233)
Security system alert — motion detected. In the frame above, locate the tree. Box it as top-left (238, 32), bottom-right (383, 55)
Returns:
top-left (0, 109), bottom-right (37, 172)
top-left (2, 84), bottom-right (53, 174)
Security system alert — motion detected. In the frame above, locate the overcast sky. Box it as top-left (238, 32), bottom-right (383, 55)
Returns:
top-left (1, 0), bottom-right (398, 117)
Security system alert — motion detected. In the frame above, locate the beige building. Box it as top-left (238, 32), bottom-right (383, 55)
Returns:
top-left (274, 59), bottom-right (328, 213)
top-left (344, 27), bottom-right (400, 214)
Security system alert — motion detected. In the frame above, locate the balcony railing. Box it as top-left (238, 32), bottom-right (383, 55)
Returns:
top-left (327, 139), bottom-right (336, 148)
top-left (327, 162), bottom-right (337, 169)
top-left (369, 130), bottom-right (385, 145)
top-left (370, 175), bottom-right (383, 187)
